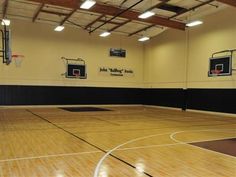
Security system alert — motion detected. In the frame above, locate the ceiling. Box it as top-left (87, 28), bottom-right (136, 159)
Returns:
top-left (0, 0), bottom-right (233, 38)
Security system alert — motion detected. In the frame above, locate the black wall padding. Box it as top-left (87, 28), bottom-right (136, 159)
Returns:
top-left (1, 85), bottom-right (236, 115)
top-left (142, 88), bottom-right (185, 109)
top-left (0, 85), bottom-right (142, 105)
top-left (186, 89), bottom-right (236, 114)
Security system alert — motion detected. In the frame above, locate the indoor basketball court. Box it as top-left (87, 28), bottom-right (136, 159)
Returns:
top-left (0, 0), bottom-right (236, 177)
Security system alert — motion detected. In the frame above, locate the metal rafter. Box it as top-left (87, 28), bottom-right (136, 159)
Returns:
top-left (120, 0), bottom-right (129, 7)
top-left (120, 0), bottom-right (128, 4)
top-left (126, 0), bottom-right (170, 37)
top-left (41, 9), bottom-right (69, 16)
top-left (60, 8), bottom-right (77, 26)
top-left (32, 3), bottom-right (44, 22)
top-left (170, 0), bottom-right (215, 19)
top-left (195, 0), bottom-right (218, 8)
top-left (2, 0), bottom-right (8, 18)
top-left (108, 19), bottom-right (131, 32)
top-left (85, 14), bottom-right (105, 30)
top-left (126, 0), bottom-right (170, 36)
top-left (98, 19), bottom-right (123, 25)
top-left (27, 0), bottom-right (186, 30)
top-left (89, 0), bottom-right (144, 33)
top-left (67, 20), bottom-right (84, 29)
top-left (217, 0), bottom-right (236, 7)
top-left (128, 0), bottom-right (216, 37)
top-left (128, 24), bottom-right (156, 37)
top-left (145, 0), bottom-right (170, 11)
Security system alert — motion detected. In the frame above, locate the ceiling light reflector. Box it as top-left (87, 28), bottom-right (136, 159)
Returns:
top-left (54, 26), bottom-right (65, 32)
top-left (1, 19), bottom-right (10, 26)
top-left (80, 0), bottom-right (96, 9)
top-left (138, 11), bottom-right (155, 19)
top-left (186, 20), bottom-right (203, 27)
top-left (138, 36), bottom-right (150, 42)
top-left (100, 31), bottom-right (111, 37)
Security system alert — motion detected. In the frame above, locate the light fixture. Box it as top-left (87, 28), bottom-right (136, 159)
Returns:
top-left (54, 26), bottom-right (65, 32)
top-left (186, 20), bottom-right (203, 27)
top-left (1, 19), bottom-right (11, 26)
top-left (100, 31), bottom-right (111, 37)
top-left (138, 36), bottom-right (150, 42)
top-left (138, 11), bottom-right (155, 19)
top-left (80, 0), bottom-right (96, 9)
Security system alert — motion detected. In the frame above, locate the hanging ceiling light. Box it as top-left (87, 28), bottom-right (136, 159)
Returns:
top-left (80, 0), bottom-right (96, 9)
top-left (1, 19), bottom-right (11, 26)
top-left (138, 11), bottom-right (155, 19)
top-left (100, 31), bottom-right (111, 37)
top-left (138, 36), bottom-right (150, 42)
top-left (186, 20), bottom-right (203, 27)
top-left (54, 26), bottom-right (65, 32)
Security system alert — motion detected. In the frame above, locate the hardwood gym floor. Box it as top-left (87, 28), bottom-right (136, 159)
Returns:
top-left (0, 106), bottom-right (235, 177)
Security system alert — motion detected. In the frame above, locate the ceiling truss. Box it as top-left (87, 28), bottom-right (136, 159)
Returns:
top-left (217, 0), bottom-right (236, 7)
top-left (2, 0), bottom-right (8, 18)
top-left (28, 0), bottom-right (186, 30)
top-left (0, 0), bottom-right (233, 38)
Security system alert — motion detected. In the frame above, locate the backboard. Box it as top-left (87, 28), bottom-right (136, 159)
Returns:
top-left (208, 55), bottom-right (232, 77)
top-left (66, 64), bottom-right (87, 79)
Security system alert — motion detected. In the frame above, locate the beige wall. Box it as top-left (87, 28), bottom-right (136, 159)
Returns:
top-left (143, 29), bottom-right (187, 88)
top-left (144, 7), bottom-right (236, 89)
top-left (0, 19), bottom-right (144, 88)
top-left (1, 7), bottom-right (235, 89)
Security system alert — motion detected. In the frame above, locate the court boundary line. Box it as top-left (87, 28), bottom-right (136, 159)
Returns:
top-left (26, 109), bottom-right (153, 177)
top-left (93, 132), bottom-right (170, 177)
top-left (0, 127), bottom-right (235, 177)
top-left (93, 129), bottom-right (236, 177)
top-left (170, 129), bottom-right (236, 159)
top-left (0, 150), bottom-right (101, 163)
top-left (2, 109), bottom-right (235, 176)
top-left (117, 134), bottom-right (236, 151)
top-left (1, 133), bottom-right (235, 163)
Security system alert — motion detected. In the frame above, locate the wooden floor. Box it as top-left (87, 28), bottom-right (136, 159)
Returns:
top-left (0, 106), bottom-right (235, 177)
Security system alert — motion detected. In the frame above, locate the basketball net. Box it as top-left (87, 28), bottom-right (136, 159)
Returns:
top-left (211, 69), bottom-right (221, 77)
top-left (75, 73), bottom-right (80, 78)
top-left (12, 55), bottom-right (24, 67)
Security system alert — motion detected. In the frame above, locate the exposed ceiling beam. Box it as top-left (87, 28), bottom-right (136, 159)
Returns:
top-left (129, 24), bottom-right (155, 36)
top-left (32, 3), bottom-right (44, 22)
top-left (98, 19), bottom-right (123, 25)
top-left (108, 19), bottom-right (131, 32)
top-left (89, 0), bottom-right (144, 33)
top-left (125, 0), bottom-right (176, 36)
top-left (2, 0), bottom-right (8, 18)
top-left (120, 0), bottom-right (128, 7)
top-left (85, 14), bottom-right (105, 30)
top-left (27, 0), bottom-right (186, 30)
top-left (67, 20), bottom-right (84, 29)
top-left (195, 0), bottom-right (218, 8)
top-left (146, 0), bottom-right (170, 11)
top-left (41, 9), bottom-right (69, 16)
top-left (216, 0), bottom-right (236, 7)
top-left (60, 8), bottom-right (77, 25)
top-left (170, 0), bottom-right (215, 19)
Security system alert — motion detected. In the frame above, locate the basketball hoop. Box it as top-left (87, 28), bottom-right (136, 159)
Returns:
top-left (211, 69), bottom-right (221, 77)
top-left (74, 73), bottom-right (80, 79)
top-left (12, 54), bottom-right (24, 67)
